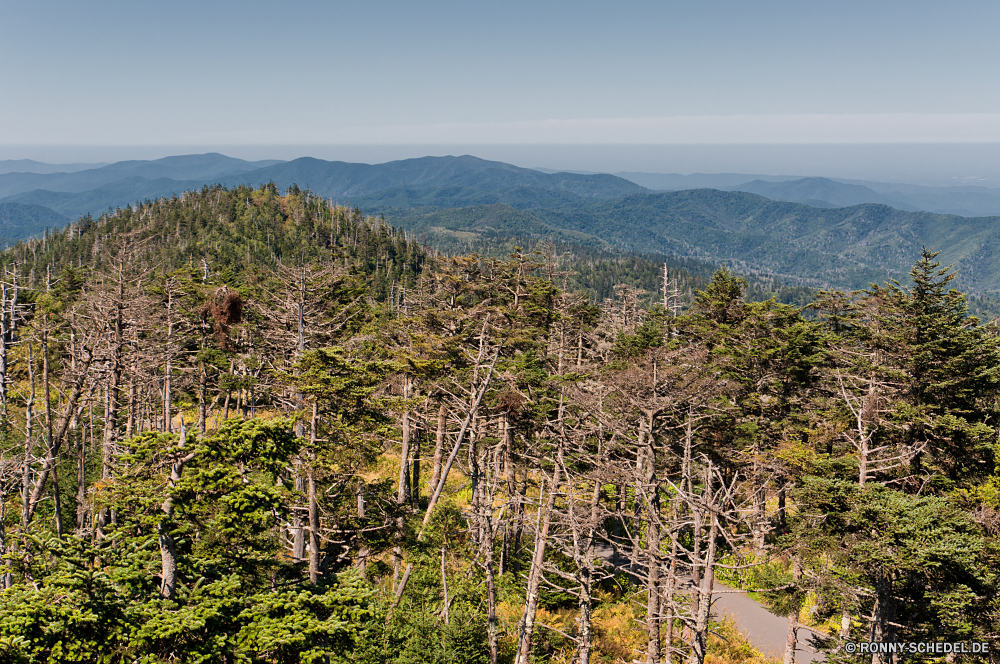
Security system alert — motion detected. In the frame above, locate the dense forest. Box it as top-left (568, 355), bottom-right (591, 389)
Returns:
top-left (0, 184), bottom-right (998, 664)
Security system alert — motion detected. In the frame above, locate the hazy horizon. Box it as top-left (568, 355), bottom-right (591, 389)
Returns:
top-left (6, 143), bottom-right (1000, 188)
top-left (6, 2), bottom-right (1000, 152)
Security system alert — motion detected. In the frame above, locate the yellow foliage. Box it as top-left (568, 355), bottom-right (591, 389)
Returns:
top-left (592, 597), bottom-right (645, 662)
top-left (496, 599), bottom-right (521, 634)
top-left (706, 616), bottom-right (781, 664)
top-left (493, 596), bottom-right (780, 664)
top-left (797, 591), bottom-right (840, 636)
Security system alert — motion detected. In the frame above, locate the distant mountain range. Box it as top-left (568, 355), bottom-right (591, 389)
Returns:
top-left (2, 177), bottom-right (209, 219)
top-left (383, 190), bottom-right (1000, 292)
top-left (537, 191), bottom-right (1000, 290)
top-left (725, 177), bottom-right (1000, 217)
top-left (536, 168), bottom-right (1000, 216)
top-left (5, 153), bottom-right (1000, 293)
top-left (0, 154), bottom-right (645, 222)
top-left (0, 154), bottom-right (283, 200)
top-left (225, 155), bottom-right (646, 214)
top-left (8, 153), bottom-right (1000, 222)
top-left (610, 171), bottom-right (1000, 217)
top-left (0, 159), bottom-right (108, 175)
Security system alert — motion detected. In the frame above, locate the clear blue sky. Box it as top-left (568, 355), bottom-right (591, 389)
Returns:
top-left (3, 1), bottom-right (1000, 155)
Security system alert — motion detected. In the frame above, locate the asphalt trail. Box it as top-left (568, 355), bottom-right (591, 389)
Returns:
top-left (597, 545), bottom-right (826, 662)
top-left (711, 581), bottom-right (826, 663)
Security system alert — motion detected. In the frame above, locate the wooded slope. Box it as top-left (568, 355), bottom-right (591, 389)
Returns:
top-left (0, 184), bottom-right (997, 664)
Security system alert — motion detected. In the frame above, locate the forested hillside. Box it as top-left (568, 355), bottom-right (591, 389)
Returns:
top-left (0, 183), bottom-right (998, 664)
top-left (531, 190), bottom-right (1000, 291)
top-left (233, 155), bottom-right (645, 203)
top-left (8, 155), bottom-right (1000, 301)
top-left (0, 203), bottom-right (69, 246)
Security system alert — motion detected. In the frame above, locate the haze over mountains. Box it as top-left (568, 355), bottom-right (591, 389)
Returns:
top-left (0, 153), bottom-right (645, 221)
top-left (0, 154), bottom-right (283, 201)
top-left (0, 159), bottom-right (108, 175)
top-left (615, 171), bottom-right (1000, 217)
top-left (501, 167), bottom-right (1000, 217)
top-left (4, 152), bottom-right (1000, 293)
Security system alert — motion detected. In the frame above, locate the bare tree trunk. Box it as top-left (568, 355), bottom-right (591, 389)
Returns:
top-left (198, 364), bottom-right (207, 434)
top-left (50, 459), bottom-right (63, 538)
top-left (126, 375), bottom-right (135, 439)
top-left (642, 422), bottom-right (661, 664)
top-left (0, 284), bottom-right (8, 418)
top-left (420, 353), bottom-right (498, 533)
top-left (104, 268), bottom-right (123, 518)
top-left (783, 557), bottom-right (803, 664)
top-left (500, 411), bottom-right (518, 575)
top-left (410, 422), bottom-right (421, 508)
top-left (630, 443), bottom-right (644, 581)
top-left (391, 338), bottom-right (502, 606)
top-left (292, 468), bottom-right (306, 561)
top-left (689, 465), bottom-right (718, 664)
top-left (860, 435), bottom-right (869, 487)
top-left (486, 545), bottom-right (499, 664)
top-left (646, 515), bottom-right (661, 664)
top-left (26, 349), bottom-right (94, 526)
top-left (398, 410), bottom-right (411, 503)
top-left (393, 378), bottom-right (414, 585)
top-left (43, 325), bottom-right (57, 528)
top-left (75, 425), bottom-right (87, 535)
top-left (223, 361), bottom-right (233, 421)
top-left (777, 486), bottom-right (787, 532)
top-left (160, 428), bottom-right (194, 600)
top-left (22, 344), bottom-right (35, 529)
top-left (664, 538), bottom-right (678, 664)
top-left (158, 522), bottom-right (177, 599)
top-left (514, 459), bottom-right (561, 664)
top-left (612, 483), bottom-right (625, 570)
top-left (308, 402), bottom-right (320, 585)
top-left (40, 322), bottom-right (65, 538)
top-left (100, 354), bottom-right (119, 531)
top-left (513, 467), bottom-right (528, 562)
top-left (577, 479), bottom-right (602, 664)
top-left (871, 576), bottom-right (896, 664)
top-left (471, 427), bottom-right (499, 664)
top-left (430, 401), bottom-right (445, 494)
top-left (355, 484), bottom-right (369, 579)
top-left (752, 445), bottom-right (767, 554)
top-left (164, 373), bottom-right (172, 432)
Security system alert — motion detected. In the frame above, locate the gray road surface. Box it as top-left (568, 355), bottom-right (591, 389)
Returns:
top-left (711, 581), bottom-right (826, 663)
top-left (597, 545), bottom-right (826, 662)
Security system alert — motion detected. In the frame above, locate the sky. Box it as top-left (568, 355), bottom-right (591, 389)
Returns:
top-left (3, 0), bottom-right (1000, 176)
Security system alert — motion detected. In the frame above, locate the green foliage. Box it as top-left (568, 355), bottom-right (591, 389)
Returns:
top-left (1, 422), bottom-right (382, 664)
top-left (695, 268), bottom-right (749, 326)
top-left (0, 554), bottom-right (380, 663)
top-left (0, 202), bottom-right (70, 245)
top-left (385, 602), bottom-right (489, 664)
top-left (1, 184), bottom-right (426, 302)
top-left (530, 189), bottom-right (1000, 293)
top-left (793, 478), bottom-right (997, 640)
top-left (613, 305), bottom-right (667, 358)
top-left (4, 177), bottom-right (1000, 664)
top-left (814, 251), bottom-right (1000, 490)
top-left (237, 571), bottom-right (379, 664)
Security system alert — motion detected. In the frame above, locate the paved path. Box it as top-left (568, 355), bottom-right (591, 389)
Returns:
top-left (598, 545), bottom-right (826, 662)
top-left (711, 581), bottom-right (826, 663)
